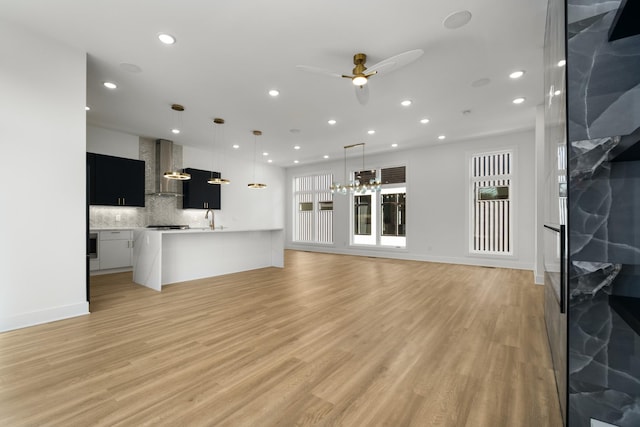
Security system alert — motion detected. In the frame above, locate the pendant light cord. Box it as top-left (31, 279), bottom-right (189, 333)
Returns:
top-left (253, 134), bottom-right (257, 183)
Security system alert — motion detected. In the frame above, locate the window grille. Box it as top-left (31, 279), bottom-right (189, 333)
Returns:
top-left (293, 173), bottom-right (333, 243)
top-left (471, 151), bottom-right (513, 254)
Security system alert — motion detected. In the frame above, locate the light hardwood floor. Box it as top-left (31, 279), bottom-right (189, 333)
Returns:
top-left (0, 251), bottom-right (562, 426)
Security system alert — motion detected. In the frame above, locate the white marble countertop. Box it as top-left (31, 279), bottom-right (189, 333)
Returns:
top-left (139, 227), bottom-right (283, 234)
top-left (90, 227), bottom-right (135, 232)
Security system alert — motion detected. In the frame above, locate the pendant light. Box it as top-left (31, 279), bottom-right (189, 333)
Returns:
top-left (248, 130), bottom-right (267, 189)
top-left (208, 118), bottom-right (230, 185)
top-left (164, 104), bottom-right (191, 181)
top-left (330, 142), bottom-right (380, 194)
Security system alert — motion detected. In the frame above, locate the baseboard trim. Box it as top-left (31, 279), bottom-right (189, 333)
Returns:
top-left (286, 244), bottom-right (534, 271)
top-left (90, 267), bottom-right (132, 276)
top-left (0, 302), bottom-right (89, 332)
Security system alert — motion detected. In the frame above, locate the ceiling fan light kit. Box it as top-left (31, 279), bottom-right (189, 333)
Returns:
top-left (352, 75), bottom-right (368, 86)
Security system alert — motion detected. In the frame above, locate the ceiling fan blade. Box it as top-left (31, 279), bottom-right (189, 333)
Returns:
top-left (355, 84), bottom-right (369, 106)
top-left (296, 65), bottom-right (343, 78)
top-left (366, 49), bottom-right (424, 76)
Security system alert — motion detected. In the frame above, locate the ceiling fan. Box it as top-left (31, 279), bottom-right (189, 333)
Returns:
top-left (297, 49), bottom-right (424, 105)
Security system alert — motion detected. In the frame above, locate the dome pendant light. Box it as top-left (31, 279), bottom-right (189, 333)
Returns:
top-left (164, 104), bottom-right (191, 181)
top-left (248, 130), bottom-right (267, 189)
top-left (208, 118), bottom-right (231, 185)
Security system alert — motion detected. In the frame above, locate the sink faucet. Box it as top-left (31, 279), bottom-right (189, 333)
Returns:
top-left (205, 209), bottom-right (215, 230)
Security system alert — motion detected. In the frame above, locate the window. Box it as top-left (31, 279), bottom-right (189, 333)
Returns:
top-left (354, 195), bottom-right (372, 235)
top-left (299, 202), bottom-right (313, 211)
top-left (352, 166), bottom-right (406, 247)
top-left (293, 174), bottom-right (333, 244)
top-left (382, 193), bottom-right (405, 236)
top-left (470, 151), bottom-right (513, 255)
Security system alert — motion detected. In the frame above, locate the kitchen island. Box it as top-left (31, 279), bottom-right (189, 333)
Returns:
top-left (132, 228), bottom-right (284, 291)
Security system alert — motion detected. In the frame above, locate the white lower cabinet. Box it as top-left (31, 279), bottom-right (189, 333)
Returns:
top-left (98, 230), bottom-right (133, 270)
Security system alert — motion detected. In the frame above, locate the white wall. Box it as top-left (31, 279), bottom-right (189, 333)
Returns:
top-left (286, 130), bottom-right (536, 270)
top-left (0, 20), bottom-right (88, 331)
top-left (86, 126), bottom-right (139, 159)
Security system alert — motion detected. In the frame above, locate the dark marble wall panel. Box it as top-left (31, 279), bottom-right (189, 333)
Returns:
top-left (567, 1), bottom-right (640, 425)
top-left (567, 0), bottom-right (640, 142)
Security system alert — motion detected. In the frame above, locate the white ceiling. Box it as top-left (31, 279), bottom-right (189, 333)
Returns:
top-left (1, 0), bottom-right (547, 167)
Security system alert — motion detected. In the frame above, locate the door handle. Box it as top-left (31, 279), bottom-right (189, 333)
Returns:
top-left (560, 224), bottom-right (566, 314)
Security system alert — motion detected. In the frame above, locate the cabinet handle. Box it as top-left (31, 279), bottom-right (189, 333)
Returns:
top-left (123, 198), bottom-right (125, 205)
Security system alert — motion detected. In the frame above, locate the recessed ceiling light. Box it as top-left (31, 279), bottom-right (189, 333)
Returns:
top-left (85, 106), bottom-right (90, 111)
top-left (268, 89), bottom-right (279, 97)
top-left (420, 118), bottom-right (430, 124)
top-left (554, 90), bottom-right (562, 96)
top-left (438, 135), bottom-right (446, 140)
top-left (103, 81), bottom-right (117, 89)
top-left (443, 10), bottom-right (472, 29)
top-left (512, 97), bottom-right (526, 104)
top-left (158, 33), bottom-right (176, 45)
top-left (294, 160), bottom-right (299, 164)
top-left (262, 152), bottom-right (269, 156)
top-left (509, 70), bottom-right (525, 79)
top-left (232, 144), bottom-right (240, 149)
top-left (171, 128), bottom-right (180, 134)
top-left (391, 143), bottom-right (398, 148)
top-left (557, 59), bottom-right (566, 67)
top-left (293, 145), bottom-right (301, 150)
top-left (401, 100), bottom-right (412, 106)
top-left (323, 155), bottom-right (329, 159)
top-left (368, 130), bottom-right (375, 135)
top-left (328, 119), bottom-right (337, 125)
top-left (268, 159), bottom-right (273, 163)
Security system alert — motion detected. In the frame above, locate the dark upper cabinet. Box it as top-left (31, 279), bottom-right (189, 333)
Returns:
top-left (87, 153), bottom-right (145, 207)
top-left (182, 168), bottom-right (221, 209)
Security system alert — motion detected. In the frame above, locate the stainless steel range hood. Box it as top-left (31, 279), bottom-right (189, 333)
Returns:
top-left (153, 139), bottom-right (186, 196)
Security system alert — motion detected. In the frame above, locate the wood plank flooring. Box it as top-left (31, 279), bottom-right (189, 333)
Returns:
top-left (0, 251), bottom-right (562, 426)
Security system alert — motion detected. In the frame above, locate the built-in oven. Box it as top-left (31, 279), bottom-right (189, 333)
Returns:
top-left (89, 232), bottom-right (98, 259)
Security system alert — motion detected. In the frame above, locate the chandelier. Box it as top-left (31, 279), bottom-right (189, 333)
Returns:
top-left (330, 143), bottom-right (381, 195)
